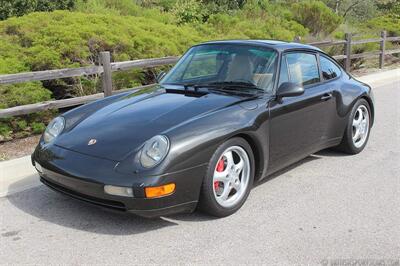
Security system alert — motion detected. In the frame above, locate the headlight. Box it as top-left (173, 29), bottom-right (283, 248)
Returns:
top-left (140, 135), bottom-right (170, 168)
top-left (43, 116), bottom-right (65, 143)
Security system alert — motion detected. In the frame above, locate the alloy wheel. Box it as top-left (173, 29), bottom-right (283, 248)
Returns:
top-left (212, 146), bottom-right (251, 208)
top-left (352, 104), bottom-right (370, 148)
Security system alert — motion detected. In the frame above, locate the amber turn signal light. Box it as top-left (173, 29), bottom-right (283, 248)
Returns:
top-left (145, 183), bottom-right (176, 198)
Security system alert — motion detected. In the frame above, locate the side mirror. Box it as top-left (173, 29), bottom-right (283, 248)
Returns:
top-left (156, 71), bottom-right (166, 83)
top-left (276, 82), bottom-right (304, 100)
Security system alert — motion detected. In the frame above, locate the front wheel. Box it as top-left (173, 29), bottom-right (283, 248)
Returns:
top-left (336, 98), bottom-right (371, 154)
top-left (198, 137), bottom-right (255, 217)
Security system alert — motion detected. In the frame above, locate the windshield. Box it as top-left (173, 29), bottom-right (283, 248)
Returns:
top-left (161, 44), bottom-right (278, 93)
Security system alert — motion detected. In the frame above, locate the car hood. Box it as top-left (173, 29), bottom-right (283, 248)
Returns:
top-left (55, 86), bottom-right (255, 161)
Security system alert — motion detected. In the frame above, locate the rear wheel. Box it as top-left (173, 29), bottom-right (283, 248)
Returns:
top-left (336, 99), bottom-right (371, 154)
top-left (199, 137), bottom-right (254, 217)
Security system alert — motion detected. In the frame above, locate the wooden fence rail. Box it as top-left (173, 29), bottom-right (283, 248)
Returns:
top-left (0, 31), bottom-right (399, 118)
top-left (294, 31), bottom-right (400, 70)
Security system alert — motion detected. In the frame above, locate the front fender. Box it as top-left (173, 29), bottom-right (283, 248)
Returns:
top-left (116, 99), bottom-right (270, 181)
top-left (164, 100), bottom-right (270, 182)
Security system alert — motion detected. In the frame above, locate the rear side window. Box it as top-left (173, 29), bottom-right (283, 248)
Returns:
top-left (320, 55), bottom-right (342, 80)
top-left (284, 53), bottom-right (320, 86)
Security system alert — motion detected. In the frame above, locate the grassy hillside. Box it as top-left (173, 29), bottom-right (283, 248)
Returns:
top-left (0, 0), bottom-right (399, 140)
top-left (0, 2), bottom-right (311, 107)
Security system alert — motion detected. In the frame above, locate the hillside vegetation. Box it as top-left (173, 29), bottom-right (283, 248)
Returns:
top-left (0, 0), bottom-right (399, 140)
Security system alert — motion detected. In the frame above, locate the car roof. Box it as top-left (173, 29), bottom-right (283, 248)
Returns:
top-left (198, 39), bottom-right (322, 52)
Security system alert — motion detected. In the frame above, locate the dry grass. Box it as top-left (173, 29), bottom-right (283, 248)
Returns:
top-left (0, 152), bottom-right (8, 161)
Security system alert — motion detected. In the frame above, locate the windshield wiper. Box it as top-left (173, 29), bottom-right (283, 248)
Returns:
top-left (176, 82), bottom-right (264, 96)
top-left (195, 81), bottom-right (264, 94)
top-left (193, 81), bottom-right (265, 95)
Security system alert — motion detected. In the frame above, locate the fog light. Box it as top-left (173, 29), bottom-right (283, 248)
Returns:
top-left (104, 185), bottom-right (134, 197)
top-left (145, 183), bottom-right (176, 198)
top-left (34, 162), bottom-right (43, 174)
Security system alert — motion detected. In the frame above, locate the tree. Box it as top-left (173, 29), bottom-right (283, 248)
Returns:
top-left (292, 1), bottom-right (342, 36)
top-left (375, 0), bottom-right (400, 17)
top-left (322, 0), bottom-right (379, 21)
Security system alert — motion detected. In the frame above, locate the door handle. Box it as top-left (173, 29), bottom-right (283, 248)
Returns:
top-left (321, 93), bottom-right (332, 101)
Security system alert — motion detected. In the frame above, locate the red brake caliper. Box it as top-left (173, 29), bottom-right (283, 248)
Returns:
top-left (214, 158), bottom-right (225, 190)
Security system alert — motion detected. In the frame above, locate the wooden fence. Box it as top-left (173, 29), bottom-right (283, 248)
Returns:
top-left (0, 31), bottom-right (399, 118)
top-left (295, 31), bottom-right (400, 71)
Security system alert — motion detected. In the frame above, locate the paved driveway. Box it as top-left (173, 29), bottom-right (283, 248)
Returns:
top-left (1, 81), bottom-right (399, 265)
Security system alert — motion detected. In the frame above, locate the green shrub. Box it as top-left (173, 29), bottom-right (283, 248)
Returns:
top-left (0, 10), bottom-right (209, 100)
top-left (172, 0), bottom-right (205, 25)
top-left (206, 1), bottom-right (308, 41)
top-left (366, 16), bottom-right (400, 36)
top-left (75, 0), bottom-right (176, 24)
top-left (16, 120), bottom-right (28, 130)
top-left (377, 0), bottom-right (400, 18)
top-left (291, 0), bottom-right (342, 37)
top-left (202, 0), bottom-right (244, 15)
top-left (0, 122), bottom-right (12, 139)
top-left (0, 110), bottom-right (55, 140)
top-left (137, 0), bottom-right (178, 11)
top-left (0, 83), bottom-right (52, 109)
top-left (0, 0), bottom-right (74, 20)
top-left (31, 122), bottom-right (46, 134)
top-left (75, 0), bottom-right (140, 16)
top-left (0, 8), bottom-right (309, 102)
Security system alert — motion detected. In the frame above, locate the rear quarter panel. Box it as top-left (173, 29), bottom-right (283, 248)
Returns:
top-left (337, 72), bottom-right (375, 125)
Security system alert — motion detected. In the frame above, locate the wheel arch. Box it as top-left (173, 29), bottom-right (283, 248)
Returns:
top-left (230, 133), bottom-right (265, 182)
top-left (360, 95), bottom-right (375, 127)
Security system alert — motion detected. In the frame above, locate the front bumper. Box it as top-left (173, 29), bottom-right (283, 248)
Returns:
top-left (32, 144), bottom-right (206, 218)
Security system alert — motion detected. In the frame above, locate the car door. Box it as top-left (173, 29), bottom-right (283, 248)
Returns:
top-left (267, 51), bottom-right (336, 173)
top-left (318, 54), bottom-right (346, 141)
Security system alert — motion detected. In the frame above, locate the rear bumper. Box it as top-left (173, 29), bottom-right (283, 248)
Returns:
top-left (32, 144), bottom-right (206, 218)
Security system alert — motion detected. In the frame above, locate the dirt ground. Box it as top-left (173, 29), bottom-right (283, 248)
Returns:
top-left (352, 60), bottom-right (400, 76)
top-left (0, 135), bottom-right (41, 161)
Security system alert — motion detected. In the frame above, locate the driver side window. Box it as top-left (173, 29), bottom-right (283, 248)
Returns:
top-left (279, 52), bottom-right (320, 87)
top-left (278, 56), bottom-right (289, 87)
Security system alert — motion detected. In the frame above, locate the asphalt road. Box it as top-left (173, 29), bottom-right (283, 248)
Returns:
top-left (1, 81), bottom-right (399, 265)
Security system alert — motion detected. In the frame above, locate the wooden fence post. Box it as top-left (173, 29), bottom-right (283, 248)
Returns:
top-left (99, 51), bottom-right (112, 97)
top-left (379, 30), bottom-right (387, 69)
top-left (344, 33), bottom-right (352, 71)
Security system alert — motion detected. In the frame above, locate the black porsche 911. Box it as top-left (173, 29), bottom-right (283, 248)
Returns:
top-left (32, 40), bottom-right (374, 218)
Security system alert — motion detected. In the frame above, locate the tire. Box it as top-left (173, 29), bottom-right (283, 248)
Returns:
top-left (198, 137), bottom-right (255, 217)
top-left (336, 98), bottom-right (371, 154)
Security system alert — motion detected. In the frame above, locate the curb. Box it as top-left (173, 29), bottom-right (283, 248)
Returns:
top-left (0, 155), bottom-right (40, 197)
top-left (356, 68), bottom-right (399, 86)
top-left (0, 68), bottom-right (399, 198)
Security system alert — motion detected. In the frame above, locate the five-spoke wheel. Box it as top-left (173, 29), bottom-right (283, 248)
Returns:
top-left (336, 98), bottom-right (371, 154)
top-left (199, 137), bottom-right (254, 217)
top-left (352, 105), bottom-right (370, 148)
top-left (213, 146), bottom-right (250, 208)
